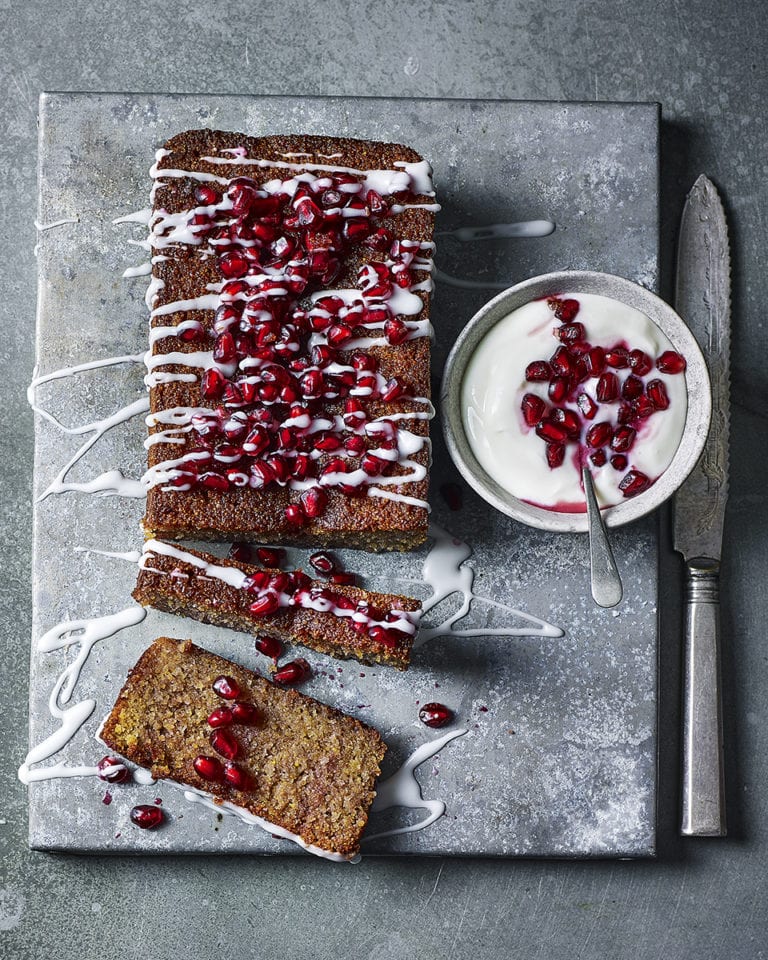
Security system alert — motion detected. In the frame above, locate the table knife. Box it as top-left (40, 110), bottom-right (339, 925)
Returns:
top-left (674, 174), bottom-right (730, 837)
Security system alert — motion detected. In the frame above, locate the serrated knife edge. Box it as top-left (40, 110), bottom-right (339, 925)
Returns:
top-left (673, 174), bottom-right (730, 561)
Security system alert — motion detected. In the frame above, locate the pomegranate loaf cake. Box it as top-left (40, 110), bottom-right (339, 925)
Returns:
top-left (100, 637), bottom-right (387, 860)
top-left (133, 539), bottom-right (420, 670)
top-left (143, 130), bottom-right (438, 550)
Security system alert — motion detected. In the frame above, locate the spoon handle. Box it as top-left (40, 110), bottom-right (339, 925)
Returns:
top-left (582, 468), bottom-right (623, 608)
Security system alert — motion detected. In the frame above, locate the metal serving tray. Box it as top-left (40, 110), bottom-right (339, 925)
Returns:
top-left (28, 93), bottom-right (659, 856)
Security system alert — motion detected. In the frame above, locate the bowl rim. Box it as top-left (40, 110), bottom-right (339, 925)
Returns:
top-left (440, 270), bottom-right (712, 532)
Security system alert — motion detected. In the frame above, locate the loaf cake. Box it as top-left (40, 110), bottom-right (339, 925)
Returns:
top-left (133, 539), bottom-right (420, 670)
top-left (142, 130), bottom-right (437, 550)
top-left (100, 637), bottom-right (387, 860)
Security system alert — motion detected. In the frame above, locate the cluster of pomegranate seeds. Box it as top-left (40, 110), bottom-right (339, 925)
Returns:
top-left (194, 675), bottom-right (264, 789)
top-left (130, 804), bottom-right (164, 830)
top-left (97, 755), bottom-right (130, 784)
top-left (418, 702), bottom-right (454, 728)
top-left (520, 297), bottom-right (687, 498)
top-left (162, 166), bottom-right (427, 528)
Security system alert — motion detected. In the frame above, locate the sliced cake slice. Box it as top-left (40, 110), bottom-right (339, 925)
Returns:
top-left (133, 539), bottom-right (420, 670)
top-left (100, 637), bottom-right (387, 861)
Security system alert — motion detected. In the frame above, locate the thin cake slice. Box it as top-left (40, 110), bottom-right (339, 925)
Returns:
top-left (133, 540), bottom-right (420, 670)
top-left (142, 130), bottom-right (437, 550)
top-left (100, 637), bottom-right (387, 861)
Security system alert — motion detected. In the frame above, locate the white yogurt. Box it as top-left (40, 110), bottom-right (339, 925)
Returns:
top-left (461, 292), bottom-right (687, 510)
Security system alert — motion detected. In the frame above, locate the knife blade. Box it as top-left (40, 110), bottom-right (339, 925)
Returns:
top-left (673, 174), bottom-right (730, 837)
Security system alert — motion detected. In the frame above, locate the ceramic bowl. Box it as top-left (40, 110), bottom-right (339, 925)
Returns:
top-left (440, 271), bottom-right (712, 532)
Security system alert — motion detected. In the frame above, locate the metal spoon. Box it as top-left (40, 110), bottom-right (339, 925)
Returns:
top-left (582, 467), bottom-right (623, 608)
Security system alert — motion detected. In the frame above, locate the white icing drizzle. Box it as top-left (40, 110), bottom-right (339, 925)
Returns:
top-left (36, 397), bottom-right (149, 501)
top-left (18, 606), bottom-right (146, 784)
top-left (365, 728), bottom-right (468, 840)
top-left (27, 354), bottom-right (144, 403)
top-left (112, 209), bottom-right (152, 226)
top-left (122, 262), bottom-right (152, 278)
top-left (413, 524), bottom-right (563, 645)
top-left (73, 547), bottom-right (143, 563)
top-left (180, 785), bottom-right (359, 862)
top-left (34, 217), bottom-right (79, 231)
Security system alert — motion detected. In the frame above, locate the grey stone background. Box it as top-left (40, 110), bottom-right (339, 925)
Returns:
top-left (1, 1), bottom-right (765, 957)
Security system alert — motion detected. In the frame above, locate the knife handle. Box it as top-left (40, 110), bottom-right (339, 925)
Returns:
top-left (680, 557), bottom-right (726, 836)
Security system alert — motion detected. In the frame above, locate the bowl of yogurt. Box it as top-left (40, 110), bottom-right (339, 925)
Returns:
top-left (441, 271), bottom-right (711, 532)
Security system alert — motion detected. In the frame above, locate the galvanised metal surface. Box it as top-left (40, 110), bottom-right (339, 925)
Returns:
top-left (28, 93), bottom-right (658, 856)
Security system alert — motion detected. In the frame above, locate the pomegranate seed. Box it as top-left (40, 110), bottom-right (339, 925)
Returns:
top-left (611, 426), bottom-right (636, 452)
top-left (548, 377), bottom-right (569, 403)
top-left (193, 755), bottom-right (224, 782)
top-left (255, 547), bottom-right (282, 567)
top-left (362, 452), bottom-right (387, 476)
top-left (130, 804), bottom-right (164, 829)
top-left (381, 378), bottom-right (405, 401)
top-left (97, 756), bottom-right (129, 784)
top-left (569, 339), bottom-right (591, 357)
top-left (213, 332), bottom-right (236, 364)
top-left (550, 408), bottom-right (581, 439)
top-left (344, 434), bottom-right (366, 455)
top-left (219, 251), bottom-right (248, 279)
top-left (327, 323), bottom-right (353, 347)
top-left (521, 393), bottom-right (546, 426)
top-left (550, 346), bottom-right (572, 377)
top-left (195, 184), bottom-right (220, 205)
top-left (249, 461), bottom-right (276, 489)
top-left (331, 572), bottom-right (356, 585)
top-left (622, 375), bottom-right (644, 400)
top-left (556, 322), bottom-right (585, 342)
top-left (610, 454), bottom-right (628, 471)
top-left (250, 593), bottom-right (280, 617)
top-left (368, 625), bottom-right (400, 648)
top-left (585, 346), bottom-right (606, 376)
top-left (617, 402), bottom-right (636, 425)
top-left (546, 443), bottom-right (565, 468)
top-left (384, 318), bottom-right (410, 345)
top-left (212, 675), bottom-right (240, 700)
top-left (228, 542), bottom-right (253, 564)
top-left (525, 360), bottom-right (552, 382)
top-left (273, 658), bottom-right (310, 685)
top-left (619, 470), bottom-right (652, 498)
top-left (419, 702), bottom-right (454, 728)
top-left (366, 189), bottom-right (388, 214)
top-left (590, 449), bottom-right (607, 467)
top-left (309, 551), bottom-right (337, 575)
top-left (284, 504), bottom-right (306, 527)
top-left (207, 707), bottom-right (233, 728)
top-left (301, 486), bottom-right (328, 519)
top-left (200, 472), bottom-right (229, 491)
top-left (210, 728), bottom-right (239, 761)
top-left (605, 346), bottom-right (630, 368)
top-left (200, 367), bottom-right (226, 400)
top-left (344, 218), bottom-right (370, 242)
top-left (628, 349), bottom-right (653, 376)
top-left (231, 701), bottom-right (259, 724)
top-left (596, 372), bottom-right (619, 402)
top-left (255, 635), bottom-right (283, 659)
top-left (577, 392), bottom-right (598, 419)
top-left (656, 350), bottom-right (686, 374)
top-left (535, 420), bottom-right (568, 444)
top-left (586, 422), bottom-right (613, 448)
top-left (635, 395), bottom-right (656, 418)
top-left (647, 379), bottom-right (670, 410)
top-left (178, 321), bottom-right (206, 342)
top-left (223, 762), bottom-right (248, 790)
top-left (552, 298), bottom-right (580, 322)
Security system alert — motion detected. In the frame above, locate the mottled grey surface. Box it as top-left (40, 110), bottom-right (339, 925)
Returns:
top-left (1, 1), bottom-right (767, 958)
top-left (31, 93), bottom-right (657, 857)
